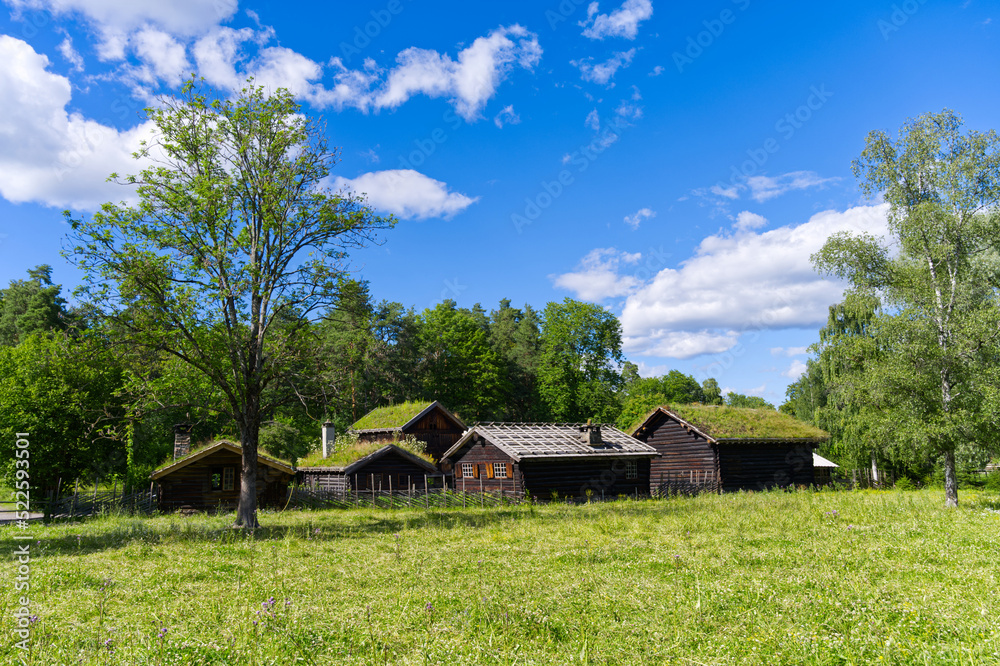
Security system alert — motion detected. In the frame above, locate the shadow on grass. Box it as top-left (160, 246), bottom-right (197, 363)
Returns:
top-left (0, 498), bottom-right (699, 556)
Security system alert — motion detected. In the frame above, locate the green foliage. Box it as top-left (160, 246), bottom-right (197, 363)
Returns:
top-left (0, 265), bottom-right (72, 346)
top-left (258, 419), bottom-right (311, 462)
top-left (986, 472), bottom-right (1000, 492)
top-left (417, 301), bottom-right (506, 422)
top-left (701, 378), bottom-right (723, 405)
top-left (723, 392), bottom-right (775, 410)
top-left (0, 333), bottom-right (124, 490)
top-left (538, 298), bottom-right (624, 422)
top-left (4, 491), bottom-right (999, 663)
top-left (812, 109), bottom-right (1000, 507)
top-left (616, 369), bottom-right (707, 432)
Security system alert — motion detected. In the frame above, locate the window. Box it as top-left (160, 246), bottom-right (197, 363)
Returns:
top-left (462, 463), bottom-right (476, 478)
top-left (210, 472), bottom-right (222, 490)
top-left (222, 467), bottom-right (235, 491)
top-left (625, 460), bottom-right (637, 480)
top-left (493, 462), bottom-right (508, 479)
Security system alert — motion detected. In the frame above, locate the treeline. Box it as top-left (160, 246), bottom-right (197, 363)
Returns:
top-left (0, 266), bottom-right (767, 490)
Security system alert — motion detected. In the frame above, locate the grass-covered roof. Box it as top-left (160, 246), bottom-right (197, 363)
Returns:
top-left (152, 440), bottom-right (293, 479)
top-left (350, 400), bottom-right (434, 431)
top-left (658, 404), bottom-right (828, 441)
top-left (297, 438), bottom-right (435, 469)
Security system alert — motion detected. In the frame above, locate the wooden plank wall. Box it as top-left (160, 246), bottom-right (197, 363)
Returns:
top-left (158, 449), bottom-right (292, 511)
top-left (717, 444), bottom-right (814, 491)
top-left (407, 409), bottom-right (463, 461)
top-left (638, 413), bottom-right (719, 494)
top-left (452, 441), bottom-right (522, 494)
top-left (519, 458), bottom-right (650, 500)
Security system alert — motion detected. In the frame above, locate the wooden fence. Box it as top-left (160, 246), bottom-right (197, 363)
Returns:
top-left (288, 486), bottom-right (527, 510)
top-left (42, 483), bottom-right (158, 519)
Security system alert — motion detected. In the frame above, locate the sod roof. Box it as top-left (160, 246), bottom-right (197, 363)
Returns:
top-left (151, 440), bottom-right (294, 480)
top-left (349, 400), bottom-right (463, 432)
top-left (297, 442), bottom-right (438, 475)
top-left (636, 404), bottom-right (828, 442)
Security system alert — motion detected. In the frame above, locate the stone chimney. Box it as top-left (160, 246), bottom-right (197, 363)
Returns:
top-left (173, 423), bottom-right (193, 459)
top-left (579, 420), bottom-right (602, 447)
top-left (321, 422), bottom-right (335, 458)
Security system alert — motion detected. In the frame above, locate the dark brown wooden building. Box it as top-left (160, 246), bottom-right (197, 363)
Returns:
top-left (442, 423), bottom-right (658, 499)
top-left (349, 400), bottom-right (466, 461)
top-left (297, 444), bottom-right (442, 493)
top-left (151, 440), bottom-right (295, 512)
top-left (631, 405), bottom-right (828, 494)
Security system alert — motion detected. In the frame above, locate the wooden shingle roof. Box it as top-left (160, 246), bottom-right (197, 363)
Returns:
top-left (443, 423), bottom-right (657, 462)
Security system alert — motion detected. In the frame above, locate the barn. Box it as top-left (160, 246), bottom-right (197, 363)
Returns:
top-left (151, 435), bottom-right (295, 512)
top-left (297, 443), bottom-right (442, 493)
top-left (630, 405), bottom-right (828, 493)
top-left (349, 400), bottom-right (466, 461)
top-left (442, 422), bottom-right (658, 500)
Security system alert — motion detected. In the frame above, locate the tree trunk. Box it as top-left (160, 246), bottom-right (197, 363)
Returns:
top-left (943, 448), bottom-right (959, 508)
top-left (235, 404), bottom-right (261, 529)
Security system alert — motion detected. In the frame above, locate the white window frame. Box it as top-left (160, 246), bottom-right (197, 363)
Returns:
top-left (462, 462), bottom-right (476, 478)
top-left (492, 462), bottom-right (508, 479)
top-left (624, 460), bottom-right (637, 480)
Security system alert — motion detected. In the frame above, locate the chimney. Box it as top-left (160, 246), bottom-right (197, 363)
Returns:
top-left (173, 423), bottom-right (193, 459)
top-left (578, 420), bottom-right (602, 447)
top-left (321, 422), bottom-right (335, 458)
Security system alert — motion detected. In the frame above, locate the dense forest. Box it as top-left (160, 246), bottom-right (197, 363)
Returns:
top-left (0, 266), bottom-right (769, 490)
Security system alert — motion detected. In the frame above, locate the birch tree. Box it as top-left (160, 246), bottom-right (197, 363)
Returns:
top-left (813, 110), bottom-right (1000, 507)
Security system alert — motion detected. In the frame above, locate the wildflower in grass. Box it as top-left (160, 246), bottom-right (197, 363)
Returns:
top-left (157, 626), bottom-right (168, 640)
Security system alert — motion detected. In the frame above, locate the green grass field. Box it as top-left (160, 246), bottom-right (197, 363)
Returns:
top-left (2, 489), bottom-right (999, 665)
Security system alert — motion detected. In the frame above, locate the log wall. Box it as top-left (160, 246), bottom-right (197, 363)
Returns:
top-left (717, 443), bottom-right (814, 491)
top-left (157, 449), bottom-right (292, 512)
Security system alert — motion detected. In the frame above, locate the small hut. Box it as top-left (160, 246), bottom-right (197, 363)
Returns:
top-left (151, 428), bottom-right (295, 512)
top-left (442, 422), bottom-right (658, 499)
top-left (631, 405), bottom-right (828, 493)
top-left (297, 443), bottom-right (442, 493)
top-left (349, 400), bottom-right (465, 461)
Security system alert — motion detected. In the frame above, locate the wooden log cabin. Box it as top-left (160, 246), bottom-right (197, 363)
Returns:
top-left (442, 422), bottom-right (658, 500)
top-left (349, 400), bottom-right (465, 462)
top-left (631, 405), bottom-right (828, 494)
top-left (297, 443), bottom-right (442, 493)
top-left (151, 426), bottom-right (295, 512)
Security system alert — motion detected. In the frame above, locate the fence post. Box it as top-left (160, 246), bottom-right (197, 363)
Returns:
top-left (424, 475), bottom-right (429, 509)
top-left (72, 480), bottom-right (79, 518)
top-left (371, 474), bottom-right (375, 508)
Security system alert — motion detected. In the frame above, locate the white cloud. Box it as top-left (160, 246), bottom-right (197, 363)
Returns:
top-left (132, 28), bottom-right (190, 85)
top-left (0, 36), bottom-right (151, 210)
top-left (734, 211), bottom-right (767, 232)
top-left (331, 170), bottom-right (478, 221)
top-left (551, 248), bottom-right (643, 302)
top-left (585, 108), bottom-right (600, 131)
top-left (7, 0), bottom-right (238, 59)
top-left (580, 0), bottom-right (654, 40)
top-left (573, 49), bottom-right (635, 85)
top-left (709, 183), bottom-right (740, 200)
top-left (649, 65), bottom-right (664, 76)
top-left (619, 204), bottom-right (891, 359)
top-left (624, 207), bottom-right (655, 230)
top-left (771, 346), bottom-right (809, 357)
top-left (747, 171), bottom-right (838, 202)
top-left (373, 25), bottom-right (541, 121)
top-left (493, 105), bottom-right (520, 128)
top-left (57, 34), bottom-right (84, 71)
top-left (783, 359), bottom-right (808, 379)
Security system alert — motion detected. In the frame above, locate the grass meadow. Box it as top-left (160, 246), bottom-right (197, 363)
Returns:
top-left (1, 488), bottom-right (999, 665)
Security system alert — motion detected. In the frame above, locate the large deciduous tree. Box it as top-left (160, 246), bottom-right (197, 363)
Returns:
top-left (813, 110), bottom-right (1000, 507)
top-left (65, 80), bottom-right (394, 527)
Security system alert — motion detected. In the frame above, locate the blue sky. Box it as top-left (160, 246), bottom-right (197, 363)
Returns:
top-left (0, 0), bottom-right (996, 405)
